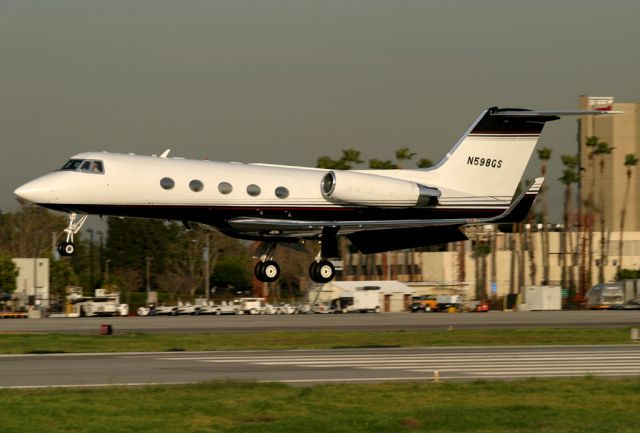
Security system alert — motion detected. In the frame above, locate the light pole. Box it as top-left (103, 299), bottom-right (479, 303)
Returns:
top-left (145, 256), bottom-right (154, 293)
top-left (203, 235), bottom-right (210, 301)
top-left (87, 228), bottom-right (95, 291)
top-left (96, 231), bottom-right (104, 276)
top-left (105, 259), bottom-right (112, 290)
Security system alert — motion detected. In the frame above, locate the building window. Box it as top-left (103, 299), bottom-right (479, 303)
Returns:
top-left (275, 186), bottom-right (289, 199)
top-left (160, 177), bottom-right (175, 190)
top-left (189, 179), bottom-right (204, 192)
top-left (218, 182), bottom-right (233, 194)
top-left (246, 184), bottom-right (261, 197)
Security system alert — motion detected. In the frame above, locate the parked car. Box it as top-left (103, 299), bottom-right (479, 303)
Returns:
top-left (475, 302), bottom-right (489, 312)
top-left (198, 300), bottom-right (241, 315)
top-left (274, 303), bottom-right (297, 314)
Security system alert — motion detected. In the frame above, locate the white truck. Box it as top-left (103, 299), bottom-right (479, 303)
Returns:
top-left (332, 288), bottom-right (380, 313)
top-left (72, 290), bottom-right (129, 317)
top-left (237, 297), bottom-right (267, 315)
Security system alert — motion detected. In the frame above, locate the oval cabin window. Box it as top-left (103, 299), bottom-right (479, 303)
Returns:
top-left (218, 182), bottom-right (233, 194)
top-left (160, 177), bottom-right (175, 190)
top-left (275, 186), bottom-right (289, 199)
top-left (189, 180), bottom-right (204, 192)
top-left (246, 184), bottom-right (261, 197)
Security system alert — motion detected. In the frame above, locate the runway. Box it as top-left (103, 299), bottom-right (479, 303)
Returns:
top-left (1, 310), bottom-right (639, 334)
top-left (1, 345), bottom-right (639, 388)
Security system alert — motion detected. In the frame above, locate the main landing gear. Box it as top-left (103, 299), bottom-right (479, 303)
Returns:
top-left (254, 243), bottom-right (281, 283)
top-left (308, 256), bottom-right (335, 284)
top-left (253, 236), bottom-right (338, 284)
top-left (57, 212), bottom-right (88, 256)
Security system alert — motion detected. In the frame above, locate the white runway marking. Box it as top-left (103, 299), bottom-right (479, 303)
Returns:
top-left (157, 346), bottom-right (640, 381)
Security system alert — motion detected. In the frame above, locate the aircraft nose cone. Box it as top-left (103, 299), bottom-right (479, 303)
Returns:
top-left (14, 177), bottom-right (55, 204)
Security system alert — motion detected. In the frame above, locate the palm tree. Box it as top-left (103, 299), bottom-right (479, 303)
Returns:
top-left (558, 155), bottom-right (580, 293)
top-left (417, 158), bottom-right (434, 168)
top-left (618, 153), bottom-right (639, 274)
top-left (537, 147), bottom-right (552, 284)
top-left (394, 147), bottom-right (416, 168)
top-left (592, 140), bottom-right (615, 284)
top-left (473, 241), bottom-right (491, 301)
top-left (581, 136), bottom-right (600, 294)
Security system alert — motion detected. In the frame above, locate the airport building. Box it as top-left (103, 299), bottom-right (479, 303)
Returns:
top-left (578, 96), bottom-right (640, 232)
top-left (11, 258), bottom-right (50, 309)
top-left (341, 228), bottom-right (640, 299)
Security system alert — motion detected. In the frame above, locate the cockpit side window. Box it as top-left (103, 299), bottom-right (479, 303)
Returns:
top-left (60, 159), bottom-right (105, 174)
top-left (93, 161), bottom-right (104, 174)
top-left (61, 159), bottom-right (84, 171)
top-left (80, 161), bottom-right (92, 172)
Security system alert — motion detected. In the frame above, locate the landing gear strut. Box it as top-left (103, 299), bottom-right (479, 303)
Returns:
top-left (308, 228), bottom-right (339, 283)
top-left (57, 212), bottom-right (88, 257)
top-left (254, 242), bottom-right (281, 283)
top-left (253, 230), bottom-right (339, 284)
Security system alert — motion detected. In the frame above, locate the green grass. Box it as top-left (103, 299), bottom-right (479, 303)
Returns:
top-left (1, 378), bottom-right (639, 432)
top-left (0, 327), bottom-right (634, 354)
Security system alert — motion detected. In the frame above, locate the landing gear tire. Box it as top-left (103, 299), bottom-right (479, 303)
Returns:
top-left (254, 260), bottom-right (280, 283)
top-left (309, 260), bottom-right (335, 283)
top-left (57, 241), bottom-right (75, 256)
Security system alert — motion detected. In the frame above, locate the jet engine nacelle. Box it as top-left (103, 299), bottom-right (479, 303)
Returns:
top-left (321, 171), bottom-right (440, 207)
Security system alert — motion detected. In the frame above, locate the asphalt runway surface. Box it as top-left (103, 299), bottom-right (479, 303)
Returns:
top-left (1, 345), bottom-right (639, 388)
top-left (1, 310), bottom-right (639, 335)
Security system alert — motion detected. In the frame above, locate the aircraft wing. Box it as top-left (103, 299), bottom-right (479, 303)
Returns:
top-left (226, 178), bottom-right (543, 252)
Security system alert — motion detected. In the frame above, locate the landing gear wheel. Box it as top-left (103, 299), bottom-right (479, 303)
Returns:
top-left (309, 260), bottom-right (335, 283)
top-left (57, 241), bottom-right (75, 256)
top-left (254, 260), bottom-right (280, 283)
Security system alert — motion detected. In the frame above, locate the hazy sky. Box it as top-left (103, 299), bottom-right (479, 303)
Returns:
top-left (2, 0), bottom-right (639, 224)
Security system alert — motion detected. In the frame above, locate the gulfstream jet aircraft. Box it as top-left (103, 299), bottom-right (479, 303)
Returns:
top-left (14, 107), bottom-right (616, 283)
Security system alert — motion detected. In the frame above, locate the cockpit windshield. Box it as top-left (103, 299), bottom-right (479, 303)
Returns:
top-left (61, 159), bottom-right (105, 174)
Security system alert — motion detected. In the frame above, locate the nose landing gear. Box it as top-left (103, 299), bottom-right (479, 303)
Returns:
top-left (57, 212), bottom-right (88, 256)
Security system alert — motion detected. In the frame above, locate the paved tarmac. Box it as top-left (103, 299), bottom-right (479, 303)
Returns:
top-left (1, 345), bottom-right (638, 388)
top-left (0, 310), bottom-right (639, 335)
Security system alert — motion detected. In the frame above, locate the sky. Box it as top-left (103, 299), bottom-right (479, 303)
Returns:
top-left (2, 0), bottom-right (639, 226)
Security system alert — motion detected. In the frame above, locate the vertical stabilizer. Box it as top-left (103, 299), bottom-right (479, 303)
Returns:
top-left (427, 108), bottom-right (559, 201)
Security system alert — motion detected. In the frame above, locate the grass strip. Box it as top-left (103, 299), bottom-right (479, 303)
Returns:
top-left (0, 327), bottom-right (634, 354)
top-left (1, 378), bottom-right (639, 432)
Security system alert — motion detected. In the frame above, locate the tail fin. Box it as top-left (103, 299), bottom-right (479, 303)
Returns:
top-left (427, 108), bottom-right (558, 202)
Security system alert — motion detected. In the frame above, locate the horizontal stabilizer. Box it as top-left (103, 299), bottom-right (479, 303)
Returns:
top-left (494, 110), bottom-right (622, 117)
top-left (487, 177), bottom-right (543, 224)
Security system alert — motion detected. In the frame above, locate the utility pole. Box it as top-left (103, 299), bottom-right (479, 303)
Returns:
top-left (87, 228), bottom-right (95, 291)
top-left (145, 256), bottom-right (153, 293)
top-left (203, 235), bottom-right (210, 301)
top-left (97, 231), bottom-right (104, 276)
top-left (105, 259), bottom-right (112, 290)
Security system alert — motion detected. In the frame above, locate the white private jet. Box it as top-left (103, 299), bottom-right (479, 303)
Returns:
top-left (14, 107), bottom-right (615, 283)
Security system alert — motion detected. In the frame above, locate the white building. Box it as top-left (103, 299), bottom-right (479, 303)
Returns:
top-left (11, 258), bottom-right (50, 309)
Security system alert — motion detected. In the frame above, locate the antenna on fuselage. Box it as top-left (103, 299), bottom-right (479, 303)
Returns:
top-left (160, 149), bottom-right (171, 158)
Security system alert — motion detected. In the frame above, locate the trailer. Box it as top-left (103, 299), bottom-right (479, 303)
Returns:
top-left (332, 288), bottom-right (380, 313)
top-left (586, 284), bottom-right (624, 309)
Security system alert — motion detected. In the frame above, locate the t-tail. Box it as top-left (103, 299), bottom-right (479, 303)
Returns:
top-left (422, 107), bottom-right (619, 206)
